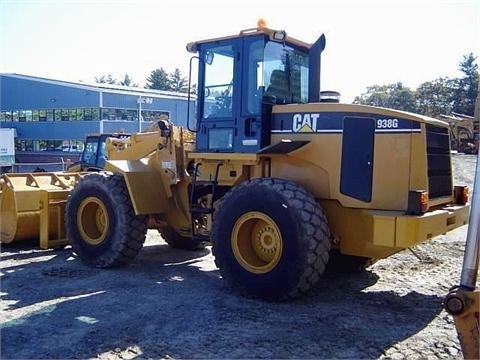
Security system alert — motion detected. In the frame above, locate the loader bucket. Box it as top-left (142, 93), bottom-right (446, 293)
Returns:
top-left (0, 172), bottom-right (83, 249)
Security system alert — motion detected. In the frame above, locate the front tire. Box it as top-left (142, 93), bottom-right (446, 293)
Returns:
top-left (212, 178), bottom-right (331, 301)
top-left (65, 172), bottom-right (147, 268)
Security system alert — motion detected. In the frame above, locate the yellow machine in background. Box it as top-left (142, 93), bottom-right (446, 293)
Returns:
top-left (66, 132), bottom-right (131, 172)
top-left (0, 23), bottom-right (472, 301)
top-left (441, 112), bottom-right (479, 154)
top-left (0, 172), bottom-right (84, 248)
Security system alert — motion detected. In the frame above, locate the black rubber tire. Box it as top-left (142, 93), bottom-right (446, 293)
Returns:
top-left (65, 172), bottom-right (147, 268)
top-left (160, 226), bottom-right (208, 251)
top-left (212, 178), bottom-right (331, 301)
top-left (327, 250), bottom-right (373, 273)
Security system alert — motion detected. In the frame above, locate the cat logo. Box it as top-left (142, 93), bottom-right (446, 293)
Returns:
top-left (292, 113), bottom-right (319, 132)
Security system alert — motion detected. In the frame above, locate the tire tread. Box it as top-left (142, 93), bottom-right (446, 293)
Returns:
top-left (212, 178), bottom-right (331, 300)
top-left (66, 172), bottom-right (147, 268)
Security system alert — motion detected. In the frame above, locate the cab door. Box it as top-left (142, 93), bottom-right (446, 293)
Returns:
top-left (196, 39), bottom-right (241, 153)
top-left (196, 36), bottom-right (268, 153)
top-left (236, 36), bottom-right (270, 153)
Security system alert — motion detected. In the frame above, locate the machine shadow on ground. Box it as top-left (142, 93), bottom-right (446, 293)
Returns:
top-left (1, 241), bottom-right (445, 359)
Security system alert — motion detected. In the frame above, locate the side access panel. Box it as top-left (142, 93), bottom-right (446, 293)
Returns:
top-left (340, 117), bottom-right (375, 202)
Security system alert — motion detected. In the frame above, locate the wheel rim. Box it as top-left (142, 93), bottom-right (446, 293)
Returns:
top-left (77, 197), bottom-right (109, 245)
top-left (231, 211), bottom-right (283, 274)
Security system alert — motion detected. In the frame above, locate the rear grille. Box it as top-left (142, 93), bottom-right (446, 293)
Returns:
top-left (426, 124), bottom-right (452, 198)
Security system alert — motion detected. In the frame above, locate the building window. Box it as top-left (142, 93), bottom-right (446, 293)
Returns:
top-left (143, 110), bottom-right (170, 122)
top-left (92, 108), bottom-right (100, 120)
top-left (15, 139), bottom-right (34, 151)
top-left (39, 110), bottom-right (47, 121)
top-left (14, 139), bottom-right (85, 152)
top-left (84, 108), bottom-right (92, 121)
top-left (46, 109), bottom-right (54, 121)
top-left (77, 109), bottom-right (84, 121)
top-left (38, 140), bottom-right (47, 151)
top-left (59, 139), bottom-right (84, 152)
top-left (101, 108), bottom-right (116, 120)
top-left (61, 109), bottom-right (69, 121)
top-left (54, 109), bottom-right (62, 121)
top-left (3, 107), bottom-right (171, 123)
top-left (45, 140), bottom-right (63, 151)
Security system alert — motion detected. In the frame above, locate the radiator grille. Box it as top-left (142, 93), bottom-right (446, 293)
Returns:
top-left (425, 124), bottom-right (452, 198)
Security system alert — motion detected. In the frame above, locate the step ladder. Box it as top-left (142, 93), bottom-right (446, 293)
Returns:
top-left (189, 163), bottom-right (222, 242)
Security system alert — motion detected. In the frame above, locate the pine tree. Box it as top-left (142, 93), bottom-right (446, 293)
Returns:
top-left (146, 68), bottom-right (171, 90)
top-left (169, 68), bottom-right (188, 93)
top-left (119, 74), bottom-right (138, 87)
top-left (95, 74), bottom-right (117, 84)
top-left (452, 53), bottom-right (479, 115)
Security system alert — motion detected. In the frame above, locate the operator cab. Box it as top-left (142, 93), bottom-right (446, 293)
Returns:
top-left (187, 21), bottom-right (325, 153)
top-left (80, 133), bottom-right (129, 169)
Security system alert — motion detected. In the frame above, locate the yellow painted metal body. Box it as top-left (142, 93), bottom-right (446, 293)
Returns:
top-left (103, 125), bottom-right (194, 235)
top-left (0, 102), bottom-right (470, 260)
top-left (0, 172), bottom-right (84, 248)
top-left (190, 103), bottom-right (470, 260)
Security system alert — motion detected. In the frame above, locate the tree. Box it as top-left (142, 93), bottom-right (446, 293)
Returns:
top-left (118, 74), bottom-right (138, 87)
top-left (352, 54), bottom-right (478, 118)
top-left (415, 78), bottom-right (455, 117)
top-left (190, 83), bottom-right (197, 95)
top-left (452, 53), bottom-right (479, 115)
top-left (95, 74), bottom-right (117, 84)
top-left (146, 68), bottom-right (171, 90)
top-left (353, 83), bottom-right (417, 112)
top-left (169, 68), bottom-right (188, 93)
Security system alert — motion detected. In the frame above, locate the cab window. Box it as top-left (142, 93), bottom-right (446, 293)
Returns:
top-left (202, 45), bottom-right (235, 118)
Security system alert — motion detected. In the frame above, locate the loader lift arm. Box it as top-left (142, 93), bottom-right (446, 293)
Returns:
top-left (443, 149), bottom-right (479, 360)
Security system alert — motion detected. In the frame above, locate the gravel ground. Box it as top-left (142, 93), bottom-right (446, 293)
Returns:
top-left (0, 154), bottom-right (477, 360)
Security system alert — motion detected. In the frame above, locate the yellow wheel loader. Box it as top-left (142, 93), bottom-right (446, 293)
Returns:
top-left (0, 22), bottom-right (471, 301)
top-left (66, 132), bottom-right (131, 172)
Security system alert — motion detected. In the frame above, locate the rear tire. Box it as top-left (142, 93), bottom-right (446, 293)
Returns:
top-left (65, 172), bottom-right (147, 268)
top-left (212, 178), bottom-right (331, 301)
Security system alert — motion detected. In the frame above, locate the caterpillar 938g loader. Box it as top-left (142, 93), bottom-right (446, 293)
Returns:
top-left (0, 22), bottom-right (471, 301)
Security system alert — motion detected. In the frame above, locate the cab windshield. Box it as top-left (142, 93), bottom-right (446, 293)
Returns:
top-left (260, 40), bottom-right (309, 105)
top-left (81, 137), bottom-right (99, 165)
top-left (200, 37), bottom-right (309, 119)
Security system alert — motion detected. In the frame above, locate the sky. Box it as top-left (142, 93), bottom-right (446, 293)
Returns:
top-left (0, 0), bottom-right (479, 103)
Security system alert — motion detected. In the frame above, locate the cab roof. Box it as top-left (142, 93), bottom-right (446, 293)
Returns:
top-left (186, 23), bottom-right (312, 53)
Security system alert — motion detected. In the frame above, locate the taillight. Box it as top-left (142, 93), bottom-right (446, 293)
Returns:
top-left (454, 186), bottom-right (469, 205)
top-left (408, 190), bottom-right (429, 215)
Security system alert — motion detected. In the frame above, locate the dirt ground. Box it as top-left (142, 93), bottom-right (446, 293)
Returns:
top-left (0, 154), bottom-right (477, 360)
